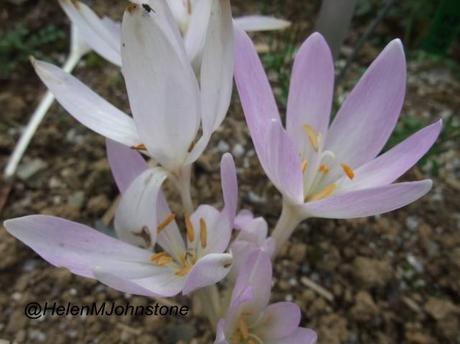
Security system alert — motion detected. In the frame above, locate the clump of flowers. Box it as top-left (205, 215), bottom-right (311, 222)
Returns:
top-left (4, 0), bottom-right (441, 342)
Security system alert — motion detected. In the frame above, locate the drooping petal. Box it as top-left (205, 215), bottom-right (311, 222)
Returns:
top-left (338, 120), bottom-right (442, 192)
top-left (286, 32), bottom-right (334, 155)
top-left (220, 153), bottom-right (238, 221)
top-left (59, 0), bottom-right (121, 66)
top-left (267, 328), bottom-right (318, 344)
top-left (326, 39), bottom-right (407, 168)
top-left (182, 253), bottom-right (233, 294)
top-left (234, 15), bottom-right (291, 32)
top-left (106, 139), bottom-right (148, 194)
top-left (114, 168), bottom-right (168, 248)
top-left (3, 215), bottom-right (156, 279)
top-left (122, 5), bottom-right (200, 171)
top-left (200, 0), bottom-right (233, 135)
top-left (31, 59), bottom-right (140, 147)
top-left (259, 302), bottom-right (301, 339)
top-left (301, 180), bottom-right (432, 219)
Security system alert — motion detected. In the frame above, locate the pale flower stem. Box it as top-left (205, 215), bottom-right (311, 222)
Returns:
top-left (4, 52), bottom-right (82, 180)
top-left (270, 200), bottom-right (303, 258)
top-left (171, 165), bottom-right (194, 215)
top-left (193, 285), bottom-right (221, 327)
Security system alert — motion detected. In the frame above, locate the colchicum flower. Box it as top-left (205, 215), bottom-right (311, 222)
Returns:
top-left (3, 141), bottom-right (238, 297)
top-left (32, 0), bottom-right (233, 177)
top-left (215, 250), bottom-right (317, 343)
top-left (234, 28), bottom-right (442, 251)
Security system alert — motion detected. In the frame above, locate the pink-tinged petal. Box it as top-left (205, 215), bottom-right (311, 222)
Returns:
top-left (269, 328), bottom-right (318, 344)
top-left (106, 139), bottom-right (148, 194)
top-left (114, 168), bottom-right (168, 248)
top-left (214, 320), bottom-right (230, 344)
top-left (234, 27), bottom-right (280, 129)
top-left (234, 209), bottom-right (254, 230)
top-left (156, 190), bottom-right (186, 261)
top-left (221, 153), bottom-right (238, 221)
top-left (262, 121), bottom-right (304, 203)
top-left (286, 32), bottom-right (334, 154)
top-left (326, 39), bottom-right (407, 168)
top-left (182, 253), bottom-right (233, 294)
top-left (236, 217), bottom-right (268, 245)
top-left (234, 15), bottom-right (291, 32)
top-left (339, 120), bottom-right (442, 192)
top-left (105, 268), bottom-right (186, 297)
top-left (122, 5), bottom-right (200, 171)
top-left (3, 215), bottom-right (155, 279)
top-left (259, 302), bottom-right (301, 339)
top-left (200, 0), bottom-right (233, 135)
top-left (301, 180), bottom-right (432, 219)
top-left (31, 59), bottom-right (140, 147)
top-left (184, 0), bottom-right (213, 62)
top-left (59, 0), bottom-right (121, 65)
top-left (232, 250), bottom-right (272, 317)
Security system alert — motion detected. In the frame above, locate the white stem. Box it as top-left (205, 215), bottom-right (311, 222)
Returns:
top-left (270, 200), bottom-right (304, 258)
top-left (171, 165), bottom-right (194, 215)
top-left (193, 285), bottom-right (221, 327)
top-left (4, 52), bottom-right (82, 179)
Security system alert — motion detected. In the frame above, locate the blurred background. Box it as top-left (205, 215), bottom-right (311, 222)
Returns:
top-left (0, 0), bottom-right (459, 343)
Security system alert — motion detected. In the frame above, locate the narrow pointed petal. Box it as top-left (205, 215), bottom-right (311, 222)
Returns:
top-left (59, 0), bottom-right (121, 65)
top-left (286, 32), bottom-right (334, 153)
top-left (200, 0), bottom-right (234, 135)
top-left (220, 153), bottom-right (238, 221)
top-left (184, 0), bottom-right (213, 62)
top-left (339, 120), bottom-right (442, 192)
top-left (182, 253), bottom-right (233, 294)
top-left (3, 216), bottom-right (155, 279)
top-left (32, 59), bottom-right (140, 147)
top-left (301, 180), bottom-right (432, 219)
top-left (106, 139), bottom-right (148, 194)
top-left (114, 168), bottom-right (168, 248)
top-left (234, 15), bottom-right (290, 32)
top-left (260, 302), bottom-right (301, 339)
top-left (326, 39), bottom-right (407, 168)
top-left (122, 5), bottom-right (200, 170)
top-left (268, 328), bottom-right (318, 344)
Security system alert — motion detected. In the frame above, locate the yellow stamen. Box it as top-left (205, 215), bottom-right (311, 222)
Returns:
top-left (131, 143), bottom-right (146, 151)
top-left (239, 319), bottom-right (249, 339)
top-left (185, 216), bottom-right (195, 242)
top-left (319, 164), bottom-right (330, 174)
top-left (308, 183), bottom-right (337, 202)
top-left (199, 218), bottom-right (207, 249)
top-left (157, 213), bottom-right (176, 234)
top-left (301, 160), bottom-right (308, 173)
top-left (303, 124), bottom-right (319, 151)
top-left (341, 163), bottom-right (355, 180)
top-left (175, 265), bottom-right (191, 276)
top-left (150, 252), bottom-right (173, 266)
top-left (126, 3), bottom-right (137, 13)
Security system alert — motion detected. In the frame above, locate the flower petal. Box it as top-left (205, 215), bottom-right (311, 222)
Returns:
top-left (221, 153), bottom-right (238, 221)
top-left (234, 209), bottom-right (254, 230)
top-left (234, 15), bottom-right (291, 32)
top-left (339, 120), bottom-right (442, 192)
top-left (3, 215), bottom-right (155, 279)
top-left (114, 168), bottom-right (168, 248)
top-left (182, 253), bottom-right (233, 294)
top-left (106, 139), bottom-right (148, 194)
top-left (259, 302), bottom-right (301, 339)
top-left (301, 180), bottom-right (432, 219)
top-left (268, 328), bottom-right (318, 344)
top-left (59, 0), bottom-right (121, 65)
top-left (184, 0), bottom-right (213, 62)
top-left (326, 39), bottom-right (406, 168)
top-left (286, 32), bottom-right (334, 154)
top-left (214, 319), bottom-right (230, 344)
top-left (122, 5), bottom-right (200, 170)
top-left (31, 58), bottom-right (140, 147)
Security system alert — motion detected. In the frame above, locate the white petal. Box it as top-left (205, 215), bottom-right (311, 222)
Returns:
top-left (234, 15), bottom-right (290, 32)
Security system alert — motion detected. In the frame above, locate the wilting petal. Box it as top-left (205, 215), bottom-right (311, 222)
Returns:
top-left (184, 0), bottom-right (213, 62)
top-left (268, 328), bottom-right (318, 344)
top-left (59, 0), bottom-right (121, 65)
top-left (326, 39), bottom-right (406, 168)
top-left (122, 5), bottom-right (200, 170)
top-left (200, 0), bottom-right (233, 136)
top-left (286, 32), bottom-right (334, 154)
top-left (182, 253), bottom-right (233, 294)
top-left (339, 120), bottom-right (442, 192)
top-left (234, 15), bottom-right (290, 32)
top-left (32, 59), bottom-right (140, 147)
top-left (3, 216), bottom-right (155, 279)
top-left (259, 302), bottom-right (301, 339)
top-left (301, 180), bottom-right (432, 219)
top-left (114, 168), bottom-right (168, 248)
top-left (220, 153), bottom-right (238, 221)
top-left (106, 139), bottom-right (148, 193)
